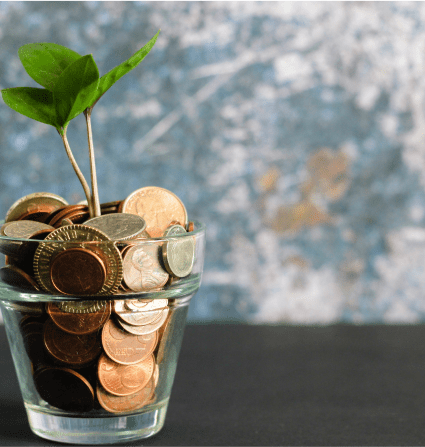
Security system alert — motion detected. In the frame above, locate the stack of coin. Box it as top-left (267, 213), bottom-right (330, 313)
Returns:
top-left (0, 186), bottom-right (196, 296)
top-left (18, 297), bottom-right (171, 413)
top-left (1, 186), bottom-right (197, 413)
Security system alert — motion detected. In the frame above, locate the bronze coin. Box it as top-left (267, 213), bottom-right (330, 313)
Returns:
top-left (187, 221), bottom-right (195, 232)
top-left (59, 209), bottom-right (90, 226)
top-left (47, 301), bottom-right (111, 335)
top-left (101, 318), bottom-right (158, 365)
top-left (49, 247), bottom-right (107, 296)
top-left (16, 207), bottom-right (55, 223)
top-left (43, 319), bottom-right (102, 368)
top-left (21, 321), bottom-right (47, 367)
top-left (0, 265), bottom-right (40, 291)
top-left (96, 376), bottom-right (155, 413)
top-left (34, 366), bottom-right (94, 412)
top-left (48, 205), bottom-right (89, 227)
top-left (5, 192), bottom-right (68, 223)
top-left (97, 353), bottom-right (154, 397)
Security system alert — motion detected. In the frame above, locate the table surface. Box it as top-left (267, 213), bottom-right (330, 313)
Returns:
top-left (1, 323), bottom-right (425, 446)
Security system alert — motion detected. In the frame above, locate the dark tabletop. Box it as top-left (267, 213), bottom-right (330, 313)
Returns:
top-left (1, 323), bottom-right (425, 446)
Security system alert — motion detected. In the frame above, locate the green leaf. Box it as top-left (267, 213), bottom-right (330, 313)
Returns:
top-left (1, 87), bottom-right (57, 126)
top-left (53, 54), bottom-right (99, 127)
top-left (18, 43), bottom-right (82, 91)
top-left (90, 30), bottom-right (160, 107)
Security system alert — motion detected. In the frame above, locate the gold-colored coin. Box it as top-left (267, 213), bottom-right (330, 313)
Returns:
top-left (33, 224), bottom-right (123, 296)
top-left (57, 300), bottom-right (107, 314)
top-left (121, 186), bottom-right (188, 238)
top-left (162, 224), bottom-right (195, 278)
top-left (5, 192), bottom-right (68, 223)
top-left (121, 244), bottom-right (169, 292)
top-left (85, 213), bottom-right (147, 241)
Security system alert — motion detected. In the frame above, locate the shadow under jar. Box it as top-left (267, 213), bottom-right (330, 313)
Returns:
top-left (0, 221), bottom-right (206, 445)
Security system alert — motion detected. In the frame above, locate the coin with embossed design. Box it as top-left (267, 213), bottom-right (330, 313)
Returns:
top-left (114, 299), bottom-right (168, 326)
top-left (47, 301), bottom-right (111, 335)
top-left (57, 300), bottom-right (107, 314)
top-left (5, 192), bottom-right (68, 223)
top-left (49, 247), bottom-right (107, 295)
top-left (96, 375), bottom-right (155, 413)
top-left (33, 225), bottom-right (123, 296)
top-left (162, 224), bottom-right (195, 277)
top-left (43, 319), bottom-right (102, 367)
top-left (121, 244), bottom-right (168, 292)
top-left (85, 213), bottom-right (147, 241)
top-left (97, 353), bottom-right (154, 396)
top-left (101, 318), bottom-right (158, 365)
top-left (117, 307), bottom-right (169, 336)
top-left (121, 186), bottom-right (187, 238)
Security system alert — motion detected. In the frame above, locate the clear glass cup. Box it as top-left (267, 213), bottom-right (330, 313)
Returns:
top-left (0, 221), bottom-right (205, 444)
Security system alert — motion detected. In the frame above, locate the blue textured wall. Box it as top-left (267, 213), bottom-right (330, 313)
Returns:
top-left (1, 2), bottom-right (425, 323)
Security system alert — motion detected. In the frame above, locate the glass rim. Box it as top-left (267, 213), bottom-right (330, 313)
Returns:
top-left (0, 219), bottom-right (206, 244)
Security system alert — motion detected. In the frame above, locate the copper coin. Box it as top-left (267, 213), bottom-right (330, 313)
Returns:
top-left (121, 244), bottom-right (169, 292)
top-left (101, 318), bottom-right (158, 365)
top-left (34, 366), bottom-right (94, 412)
top-left (34, 225), bottom-right (123, 296)
top-left (121, 186), bottom-right (188, 238)
top-left (117, 308), bottom-right (169, 336)
top-left (43, 319), bottom-right (102, 368)
top-left (114, 299), bottom-right (168, 326)
top-left (187, 221), bottom-right (195, 232)
top-left (47, 301), bottom-right (111, 335)
top-left (21, 321), bottom-right (47, 367)
top-left (0, 265), bottom-right (40, 291)
top-left (49, 247), bottom-right (107, 295)
top-left (5, 192), bottom-right (68, 223)
top-left (96, 376), bottom-right (155, 414)
top-left (48, 205), bottom-right (88, 227)
top-left (97, 353), bottom-right (154, 397)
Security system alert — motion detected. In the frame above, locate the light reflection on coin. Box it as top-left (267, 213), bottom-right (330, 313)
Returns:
top-left (121, 186), bottom-right (187, 238)
top-left (114, 299), bottom-right (168, 326)
top-left (121, 244), bottom-right (168, 292)
top-left (5, 192), bottom-right (68, 223)
top-left (97, 353), bottom-right (154, 396)
top-left (85, 213), bottom-right (147, 241)
top-left (117, 307), bottom-right (169, 335)
top-left (57, 300), bottom-right (107, 314)
top-left (162, 224), bottom-right (195, 278)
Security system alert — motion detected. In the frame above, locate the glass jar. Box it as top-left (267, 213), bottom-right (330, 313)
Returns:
top-left (0, 221), bottom-right (205, 444)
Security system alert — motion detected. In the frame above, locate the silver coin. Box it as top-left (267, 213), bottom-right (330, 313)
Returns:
top-left (114, 299), bottom-right (168, 326)
top-left (116, 307), bottom-right (169, 335)
top-left (162, 224), bottom-right (195, 278)
top-left (85, 213), bottom-right (147, 241)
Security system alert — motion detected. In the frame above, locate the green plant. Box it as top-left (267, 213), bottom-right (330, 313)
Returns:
top-left (1, 31), bottom-right (160, 218)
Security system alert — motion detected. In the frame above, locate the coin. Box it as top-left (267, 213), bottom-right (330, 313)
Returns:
top-left (43, 319), bottom-right (102, 368)
top-left (0, 220), bottom-right (55, 257)
top-left (34, 225), bottom-right (123, 296)
top-left (124, 299), bottom-right (155, 311)
top-left (85, 213), bottom-right (147, 241)
top-left (21, 320), bottom-right (47, 367)
top-left (101, 318), bottom-right (158, 365)
top-left (121, 186), bottom-right (188, 238)
top-left (114, 299), bottom-right (168, 326)
top-left (34, 366), bottom-right (94, 412)
top-left (49, 247), bottom-right (107, 295)
top-left (47, 205), bottom-right (88, 227)
top-left (0, 264), bottom-right (40, 291)
top-left (117, 307), bottom-right (169, 336)
top-left (121, 244), bottom-right (169, 292)
top-left (97, 353), bottom-right (154, 396)
top-left (156, 310), bottom-right (175, 364)
top-left (5, 192), bottom-right (68, 223)
top-left (96, 375), bottom-right (155, 413)
top-left (187, 221), bottom-right (195, 232)
top-left (57, 300), bottom-right (107, 314)
top-left (162, 224), bottom-right (195, 277)
top-left (47, 301), bottom-right (111, 335)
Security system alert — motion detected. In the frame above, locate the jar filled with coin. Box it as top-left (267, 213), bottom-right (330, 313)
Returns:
top-left (0, 187), bottom-right (206, 444)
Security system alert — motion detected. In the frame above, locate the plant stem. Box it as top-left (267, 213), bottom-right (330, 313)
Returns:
top-left (58, 126), bottom-right (94, 217)
top-left (84, 108), bottom-right (101, 217)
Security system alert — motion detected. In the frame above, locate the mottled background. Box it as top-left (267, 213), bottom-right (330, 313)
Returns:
top-left (1, 1), bottom-right (425, 323)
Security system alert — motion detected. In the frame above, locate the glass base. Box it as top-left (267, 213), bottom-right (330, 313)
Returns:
top-left (25, 400), bottom-right (168, 444)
